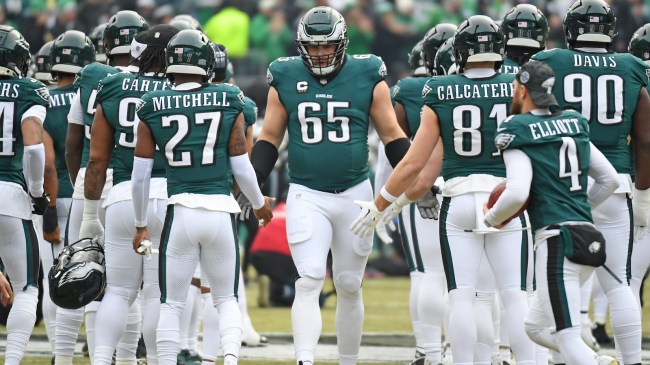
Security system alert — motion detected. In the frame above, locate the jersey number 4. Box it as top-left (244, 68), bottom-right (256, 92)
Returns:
top-left (298, 101), bottom-right (351, 144)
top-left (161, 111), bottom-right (222, 167)
top-left (559, 137), bottom-right (582, 191)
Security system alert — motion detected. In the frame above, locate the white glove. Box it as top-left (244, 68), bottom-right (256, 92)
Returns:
top-left (417, 190), bottom-right (440, 220)
top-left (376, 194), bottom-right (413, 244)
top-left (79, 199), bottom-right (104, 245)
top-left (235, 192), bottom-right (252, 222)
top-left (350, 200), bottom-right (382, 238)
top-left (633, 187), bottom-right (650, 242)
top-left (137, 239), bottom-right (157, 260)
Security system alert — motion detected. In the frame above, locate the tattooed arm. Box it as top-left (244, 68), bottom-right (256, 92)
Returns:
top-left (84, 104), bottom-right (114, 200)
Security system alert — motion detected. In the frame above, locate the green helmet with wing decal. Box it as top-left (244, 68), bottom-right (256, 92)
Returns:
top-left (0, 25), bottom-right (31, 77)
top-left (51, 30), bottom-right (95, 74)
top-left (34, 40), bottom-right (54, 82)
top-left (166, 29), bottom-right (215, 82)
top-left (296, 6), bottom-right (349, 76)
top-left (563, 0), bottom-right (616, 47)
top-left (630, 23), bottom-right (650, 63)
top-left (104, 10), bottom-right (149, 58)
top-left (422, 23), bottom-right (457, 75)
top-left (454, 15), bottom-right (505, 71)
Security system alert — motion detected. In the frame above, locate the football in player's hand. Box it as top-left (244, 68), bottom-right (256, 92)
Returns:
top-left (487, 180), bottom-right (529, 225)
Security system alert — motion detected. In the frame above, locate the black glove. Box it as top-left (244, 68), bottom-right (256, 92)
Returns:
top-left (30, 193), bottom-right (50, 215)
top-left (235, 191), bottom-right (253, 222)
top-left (43, 205), bottom-right (58, 233)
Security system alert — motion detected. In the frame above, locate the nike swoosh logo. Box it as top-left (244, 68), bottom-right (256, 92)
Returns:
top-left (496, 127), bottom-right (507, 132)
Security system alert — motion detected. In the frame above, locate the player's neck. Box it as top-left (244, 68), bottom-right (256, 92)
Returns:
top-left (464, 61), bottom-right (495, 70)
top-left (56, 73), bottom-right (75, 87)
top-left (110, 54), bottom-right (132, 67)
top-left (174, 74), bottom-right (204, 85)
top-left (521, 100), bottom-right (547, 115)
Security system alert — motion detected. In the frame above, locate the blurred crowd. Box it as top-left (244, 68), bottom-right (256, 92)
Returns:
top-left (4, 0), bottom-right (650, 104)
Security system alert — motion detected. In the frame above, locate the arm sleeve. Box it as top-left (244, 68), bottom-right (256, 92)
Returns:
top-left (68, 90), bottom-right (84, 125)
top-left (587, 142), bottom-right (620, 208)
top-left (484, 149), bottom-right (532, 226)
top-left (230, 153), bottom-right (265, 209)
top-left (24, 144), bottom-right (45, 196)
top-left (22, 105), bottom-right (47, 123)
top-left (131, 157), bottom-right (153, 227)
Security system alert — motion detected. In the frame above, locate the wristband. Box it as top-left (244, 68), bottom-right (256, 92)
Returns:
top-left (380, 186), bottom-right (398, 203)
top-left (82, 199), bottom-right (101, 221)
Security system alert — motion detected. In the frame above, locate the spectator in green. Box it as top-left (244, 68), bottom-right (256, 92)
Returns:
top-left (344, 0), bottom-right (374, 55)
top-left (250, 0), bottom-right (293, 66)
top-left (204, 0), bottom-right (250, 59)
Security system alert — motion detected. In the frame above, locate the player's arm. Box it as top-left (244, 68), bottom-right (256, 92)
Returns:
top-left (404, 139), bottom-right (443, 200)
top-left (370, 81), bottom-right (410, 169)
top-left (251, 86), bottom-right (287, 185)
top-left (394, 102), bottom-right (411, 137)
top-left (631, 87), bottom-right (650, 232)
top-left (246, 125), bottom-right (253, 156)
top-left (0, 271), bottom-right (12, 307)
top-left (229, 113), bottom-right (273, 226)
top-left (131, 121), bottom-right (155, 254)
top-left (586, 142), bottom-right (619, 209)
top-left (484, 149), bottom-right (532, 228)
top-left (42, 131), bottom-right (61, 243)
top-left (374, 106), bottom-right (440, 211)
top-left (22, 104), bottom-right (49, 214)
top-left (66, 90), bottom-right (84, 184)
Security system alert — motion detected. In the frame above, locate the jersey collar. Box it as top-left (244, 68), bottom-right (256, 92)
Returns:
top-left (531, 108), bottom-right (552, 116)
top-left (575, 47), bottom-right (608, 53)
top-left (464, 68), bottom-right (496, 79)
top-left (173, 82), bottom-right (203, 91)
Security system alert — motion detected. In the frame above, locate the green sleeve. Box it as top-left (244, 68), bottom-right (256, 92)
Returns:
top-left (136, 93), bottom-right (154, 123)
top-left (494, 115), bottom-right (523, 151)
top-left (243, 97), bottom-right (257, 127)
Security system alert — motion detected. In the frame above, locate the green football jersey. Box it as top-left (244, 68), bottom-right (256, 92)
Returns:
top-left (75, 62), bottom-right (119, 168)
top-left (44, 83), bottom-right (76, 198)
top-left (422, 72), bottom-right (515, 180)
top-left (243, 96), bottom-right (257, 131)
top-left (96, 72), bottom-right (169, 185)
top-left (138, 83), bottom-right (246, 197)
top-left (499, 57), bottom-right (520, 74)
top-left (267, 54), bottom-right (387, 191)
top-left (531, 49), bottom-right (649, 174)
top-left (0, 76), bottom-right (50, 186)
top-left (495, 110), bottom-right (592, 231)
top-left (392, 76), bottom-right (428, 137)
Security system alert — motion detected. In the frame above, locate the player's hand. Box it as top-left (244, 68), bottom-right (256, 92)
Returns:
top-left (253, 197), bottom-right (275, 227)
top-left (42, 205), bottom-right (61, 244)
top-left (44, 226), bottom-right (61, 245)
top-left (133, 227), bottom-right (151, 257)
top-left (0, 272), bottom-right (12, 307)
top-left (79, 218), bottom-right (104, 246)
top-left (482, 202), bottom-right (505, 229)
top-left (236, 191), bottom-right (253, 222)
top-left (375, 215), bottom-right (397, 244)
top-left (375, 194), bottom-right (412, 244)
top-left (30, 193), bottom-right (50, 215)
top-left (417, 190), bottom-right (440, 220)
top-left (350, 200), bottom-right (382, 238)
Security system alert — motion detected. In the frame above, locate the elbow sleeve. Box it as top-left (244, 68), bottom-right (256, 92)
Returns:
top-left (131, 157), bottom-right (153, 227)
top-left (24, 143), bottom-right (45, 196)
top-left (230, 154), bottom-right (265, 209)
top-left (250, 140), bottom-right (279, 185)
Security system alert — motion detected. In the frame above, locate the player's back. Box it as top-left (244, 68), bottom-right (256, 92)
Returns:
top-left (45, 83), bottom-right (76, 197)
top-left (0, 76), bottom-right (49, 185)
top-left (267, 54), bottom-right (386, 192)
top-left (496, 110), bottom-right (592, 230)
top-left (97, 71), bottom-right (169, 185)
top-left (138, 83), bottom-right (245, 197)
top-left (76, 62), bottom-right (119, 168)
top-left (392, 76), bottom-right (428, 137)
top-left (423, 72), bottom-right (515, 182)
top-left (532, 49), bottom-right (649, 174)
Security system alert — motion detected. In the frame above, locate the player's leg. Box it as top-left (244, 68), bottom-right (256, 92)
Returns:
top-left (156, 205), bottom-right (202, 365)
top-left (486, 217), bottom-right (535, 365)
top-left (115, 297), bottom-right (142, 365)
top-left (179, 266), bottom-right (202, 353)
top-left (579, 273), bottom-right (600, 351)
top-left (630, 227), bottom-right (650, 309)
top-left (287, 184), bottom-right (334, 365)
top-left (592, 193), bottom-right (641, 364)
top-left (0, 217), bottom-right (40, 365)
top-left (439, 194), bottom-right (484, 365)
top-left (475, 254), bottom-right (497, 365)
top-left (187, 283), bottom-right (203, 352)
top-left (34, 214), bottom-right (58, 351)
top-left (200, 211), bottom-right (242, 363)
top-left (200, 284), bottom-right (221, 364)
top-left (591, 277), bottom-right (610, 344)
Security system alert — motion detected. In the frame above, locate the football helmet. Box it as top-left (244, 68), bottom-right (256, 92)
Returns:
top-left (89, 23), bottom-right (108, 63)
top-left (48, 238), bottom-right (106, 310)
top-left (170, 14), bottom-right (203, 31)
top-left (454, 15), bottom-right (504, 70)
top-left (34, 41), bottom-right (54, 82)
top-left (210, 43), bottom-right (228, 82)
top-left (629, 24), bottom-right (650, 63)
top-left (435, 38), bottom-right (458, 75)
top-left (296, 6), bottom-right (349, 76)
top-left (564, 0), bottom-right (616, 47)
top-left (51, 30), bottom-right (95, 75)
top-left (0, 25), bottom-right (31, 77)
top-left (104, 10), bottom-right (149, 57)
top-left (166, 29), bottom-right (215, 81)
top-left (502, 5), bottom-right (548, 64)
top-left (422, 23), bottom-right (457, 75)
top-left (408, 40), bottom-right (426, 76)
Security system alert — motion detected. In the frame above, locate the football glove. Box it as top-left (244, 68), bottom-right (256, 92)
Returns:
top-left (416, 189), bottom-right (440, 220)
top-left (30, 193), bottom-right (50, 215)
top-left (236, 191), bottom-right (253, 222)
top-left (350, 200), bottom-right (382, 238)
top-left (633, 187), bottom-right (650, 242)
top-left (376, 194), bottom-right (413, 244)
top-left (137, 239), bottom-right (158, 260)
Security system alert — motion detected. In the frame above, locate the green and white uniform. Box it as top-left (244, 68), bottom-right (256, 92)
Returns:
top-left (499, 57), bottom-right (521, 74)
top-left (532, 48), bottom-right (648, 293)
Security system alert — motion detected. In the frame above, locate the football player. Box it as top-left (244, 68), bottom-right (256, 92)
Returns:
top-left (133, 29), bottom-right (272, 365)
top-left (251, 6), bottom-right (409, 365)
top-left (38, 29), bottom-right (94, 355)
top-left (500, 4), bottom-right (548, 74)
top-left (353, 16), bottom-right (536, 365)
top-left (33, 41), bottom-right (55, 84)
top-left (376, 23), bottom-right (456, 365)
top-left (486, 61), bottom-right (619, 365)
top-left (530, 1), bottom-right (650, 363)
top-left (60, 11), bottom-right (148, 365)
top-left (88, 23), bottom-right (108, 64)
top-left (80, 24), bottom-right (179, 365)
top-left (0, 25), bottom-right (50, 365)
top-left (627, 23), bottom-right (650, 313)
